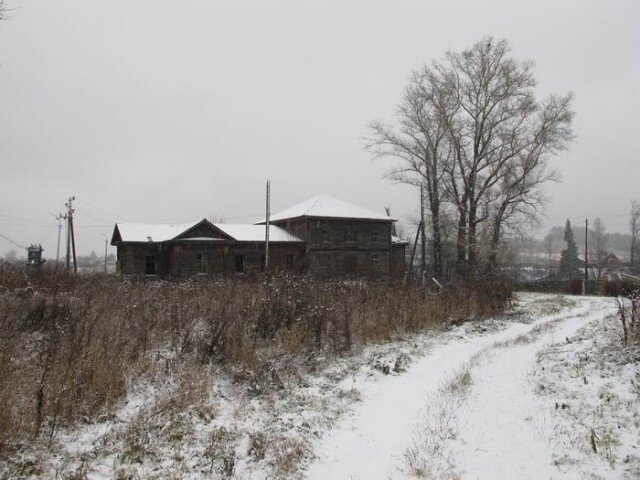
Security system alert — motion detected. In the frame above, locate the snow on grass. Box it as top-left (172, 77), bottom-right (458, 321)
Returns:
top-left (531, 303), bottom-right (640, 479)
top-left (305, 294), bottom-right (636, 480)
top-left (304, 293), bottom-right (590, 479)
top-left (3, 292), bottom-right (600, 479)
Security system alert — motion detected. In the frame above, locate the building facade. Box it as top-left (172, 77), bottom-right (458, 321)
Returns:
top-left (111, 195), bottom-right (407, 278)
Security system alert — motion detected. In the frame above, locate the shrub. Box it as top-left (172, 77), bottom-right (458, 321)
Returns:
top-left (0, 265), bottom-right (510, 458)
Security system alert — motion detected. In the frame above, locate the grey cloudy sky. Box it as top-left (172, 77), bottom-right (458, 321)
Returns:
top-left (1, 0), bottom-right (639, 257)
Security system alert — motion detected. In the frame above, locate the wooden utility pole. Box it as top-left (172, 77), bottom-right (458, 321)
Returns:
top-left (65, 213), bottom-right (71, 270)
top-left (404, 220), bottom-right (423, 285)
top-left (265, 180), bottom-right (270, 272)
top-left (420, 185), bottom-right (427, 285)
top-left (65, 196), bottom-right (77, 273)
top-left (584, 218), bottom-right (589, 283)
top-left (52, 213), bottom-right (64, 267)
top-left (102, 234), bottom-right (108, 274)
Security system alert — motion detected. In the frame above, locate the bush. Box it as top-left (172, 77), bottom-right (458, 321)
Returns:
top-left (0, 265), bottom-right (511, 458)
top-left (601, 278), bottom-right (638, 297)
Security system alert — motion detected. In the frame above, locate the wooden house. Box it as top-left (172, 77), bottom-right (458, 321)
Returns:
top-left (257, 195), bottom-right (407, 277)
top-left (111, 195), bottom-right (407, 278)
top-left (111, 219), bottom-right (304, 276)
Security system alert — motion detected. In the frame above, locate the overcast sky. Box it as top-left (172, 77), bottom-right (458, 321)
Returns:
top-left (1, 0), bottom-right (639, 257)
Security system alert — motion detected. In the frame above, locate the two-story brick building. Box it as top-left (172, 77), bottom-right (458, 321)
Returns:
top-left (111, 195), bottom-right (406, 278)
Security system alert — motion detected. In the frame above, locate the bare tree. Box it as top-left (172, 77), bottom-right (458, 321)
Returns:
top-left (590, 217), bottom-right (610, 281)
top-left (367, 73), bottom-right (449, 279)
top-left (631, 200), bottom-right (640, 274)
top-left (418, 38), bottom-right (574, 278)
top-left (368, 37), bottom-right (573, 280)
top-left (543, 232), bottom-right (555, 276)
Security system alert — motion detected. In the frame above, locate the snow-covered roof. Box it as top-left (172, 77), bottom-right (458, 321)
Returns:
top-left (392, 235), bottom-right (409, 245)
top-left (114, 221), bottom-right (201, 243)
top-left (213, 224), bottom-right (302, 243)
top-left (257, 194), bottom-right (395, 223)
top-left (112, 219), bottom-right (302, 244)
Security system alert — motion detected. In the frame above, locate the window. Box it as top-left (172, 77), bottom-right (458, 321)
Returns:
top-left (371, 231), bottom-right (378, 243)
top-left (371, 253), bottom-right (380, 269)
top-left (320, 230), bottom-right (329, 243)
top-left (344, 254), bottom-right (357, 274)
top-left (317, 253), bottom-right (330, 271)
top-left (234, 254), bottom-right (244, 273)
top-left (197, 254), bottom-right (207, 274)
top-left (285, 254), bottom-right (295, 269)
top-left (345, 228), bottom-right (356, 243)
top-left (144, 255), bottom-right (156, 275)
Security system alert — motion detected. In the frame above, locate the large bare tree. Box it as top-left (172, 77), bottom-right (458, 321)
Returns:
top-left (427, 39), bottom-right (573, 277)
top-left (368, 37), bottom-right (573, 280)
top-left (367, 72), bottom-right (450, 278)
top-left (485, 93), bottom-right (572, 273)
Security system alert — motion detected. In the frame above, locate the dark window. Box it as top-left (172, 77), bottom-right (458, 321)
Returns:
top-left (371, 253), bottom-right (380, 269)
top-left (320, 230), bottom-right (329, 243)
top-left (318, 253), bottom-right (330, 271)
top-left (285, 254), bottom-right (295, 269)
top-left (234, 254), bottom-right (244, 273)
top-left (345, 254), bottom-right (357, 274)
top-left (144, 255), bottom-right (156, 275)
top-left (197, 254), bottom-right (207, 274)
top-left (371, 231), bottom-right (378, 243)
top-left (345, 229), bottom-right (356, 243)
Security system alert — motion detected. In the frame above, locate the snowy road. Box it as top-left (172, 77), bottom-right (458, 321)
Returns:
top-left (305, 295), bottom-right (616, 480)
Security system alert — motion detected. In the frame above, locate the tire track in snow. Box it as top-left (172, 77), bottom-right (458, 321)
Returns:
top-left (304, 296), bottom-right (613, 480)
top-left (449, 297), bottom-right (616, 480)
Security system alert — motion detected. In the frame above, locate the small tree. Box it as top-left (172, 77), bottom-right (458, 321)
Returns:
top-left (558, 219), bottom-right (579, 279)
top-left (590, 217), bottom-right (610, 281)
top-left (543, 232), bottom-right (555, 277)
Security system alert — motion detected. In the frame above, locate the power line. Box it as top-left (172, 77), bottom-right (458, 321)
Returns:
top-left (0, 233), bottom-right (26, 250)
top-left (76, 197), bottom-right (124, 220)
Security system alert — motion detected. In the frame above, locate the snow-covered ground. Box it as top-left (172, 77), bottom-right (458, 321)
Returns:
top-left (306, 295), bottom-right (638, 480)
top-left (5, 293), bottom-right (638, 479)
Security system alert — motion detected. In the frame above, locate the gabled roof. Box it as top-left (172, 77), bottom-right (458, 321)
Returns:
top-left (112, 220), bottom-right (202, 244)
top-left (213, 224), bottom-right (302, 243)
top-left (257, 194), bottom-right (395, 223)
top-left (111, 219), bottom-right (302, 244)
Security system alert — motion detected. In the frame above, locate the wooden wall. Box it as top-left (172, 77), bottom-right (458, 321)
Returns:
top-left (117, 242), bottom-right (304, 277)
top-left (272, 218), bottom-right (394, 277)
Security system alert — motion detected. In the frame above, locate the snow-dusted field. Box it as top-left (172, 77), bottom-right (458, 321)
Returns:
top-left (5, 293), bottom-right (638, 479)
top-left (306, 295), bottom-right (639, 480)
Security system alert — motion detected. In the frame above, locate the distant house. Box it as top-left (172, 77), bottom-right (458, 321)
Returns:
top-left (111, 195), bottom-right (407, 278)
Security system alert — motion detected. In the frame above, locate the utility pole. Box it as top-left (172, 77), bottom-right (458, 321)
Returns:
top-left (420, 185), bottom-right (427, 286)
top-left (404, 220), bottom-right (423, 285)
top-left (265, 180), bottom-right (270, 272)
top-left (65, 213), bottom-right (71, 270)
top-left (584, 218), bottom-right (589, 284)
top-left (65, 196), bottom-right (77, 273)
top-left (53, 213), bottom-right (66, 268)
top-left (102, 234), bottom-right (108, 274)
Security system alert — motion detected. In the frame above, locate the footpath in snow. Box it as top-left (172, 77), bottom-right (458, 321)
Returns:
top-left (305, 295), bottom-right (619, 480)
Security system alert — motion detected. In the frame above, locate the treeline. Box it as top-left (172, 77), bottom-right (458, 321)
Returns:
top-left (368, 37), bottom-right (574, 280)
